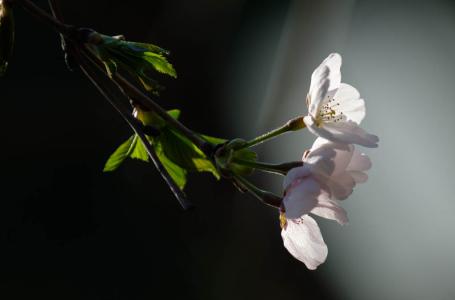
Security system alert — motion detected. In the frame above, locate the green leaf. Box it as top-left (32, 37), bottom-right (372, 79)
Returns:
top-left (154, 140), bottom-right (187, 190)
top-left (103, 133), bottom-right (187, 190)
top-left (201, 134), bottom-right (226, 145)
top-left (136, 109), bottom-right (180, 128)
top-left (157, 128), bottom-right (220, 179)
top-left (167, 109), bottom-right (181, 120)
top-left (142, 51), bottom-right (177, 78)
top-left (103, 135), bottom-right (136, 172)
top-left (127, 41), bottom-right (169, 56)
top-left (103, 112), bottom-right (236, 188)
top-left (0, 1), bottom-right (15, 76)
top-left (89, 34), bottom-right (177, 92)
top-left (129, 135), bottom-right (150, 162)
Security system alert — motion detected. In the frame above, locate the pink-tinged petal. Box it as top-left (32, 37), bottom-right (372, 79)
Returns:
top-left (283, 166), bottom-right (312, 191)
top-left (281, 216), bottom-right (328, 269)
top-left (309, 136), bottom-right (330, 151)
top-left (308, 53), bottom-right (342, 117)
top-left (349, 171), bottom-right (369, 183)
top-left (307, 138), bottom-right (354, 177)
top-left (347, 148), bottom-right (372, 172)
top-left (322, 121), bottom-right (379, 148)
top-left (283, 177), bottom-right (320, 219)
top-left (311, 193), bottom-right (348, 225)
top-left (333, 83), bottom-right (366, 124)
top-left (322, 172), bottom-right (355, 200)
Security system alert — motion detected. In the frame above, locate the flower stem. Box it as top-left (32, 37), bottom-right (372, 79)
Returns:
top-left (233, 159), bottom-right (303, 175)
top-left (237, 116), bottom-right (306, 150)
top-left (232, 175), bottom-right (282, 208)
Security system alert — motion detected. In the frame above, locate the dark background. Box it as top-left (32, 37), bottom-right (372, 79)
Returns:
top-left (0, 1), bottom-right (332, 299)
top-left (5, 1), bottom-right (455, 299)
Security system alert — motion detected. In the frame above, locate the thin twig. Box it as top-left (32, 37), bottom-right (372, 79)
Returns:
top-left (48, 0), bottom-right (76, 71)
top-left (78, 54), bottom-right (193, 210)
top-left (81, 47), bottom-right (214, 155)
top-left (14, 0), bottom-right (74, 36)
top-left (14, 0), bottom-right (213, 157)
top-left (47, 0), bottom-right (64, 21)
top-left (45, 0), bottom-right (192, 209)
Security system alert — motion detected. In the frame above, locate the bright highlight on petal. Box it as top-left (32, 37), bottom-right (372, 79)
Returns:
top-left (281, 216), bottom-right (328, 270)
top-left (308, 53), bottom-right (342, 116)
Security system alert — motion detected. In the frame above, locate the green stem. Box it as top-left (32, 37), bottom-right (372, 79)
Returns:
top-left (233, 175), bottom-right (282, 208)
top-left (237, 116), bottom-right (306, 150)
top-left (233, 159), bottom-right (303, 175)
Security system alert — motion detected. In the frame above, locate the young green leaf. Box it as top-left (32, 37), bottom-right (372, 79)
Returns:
top-left (129, 135), bottom-right (150, 162)
top-left (104, 109), bottom-right (182, 172)
top-left (166, 109), bottom-right (181, 120)
top-left (129, 134), bottom-right (188, 189)
top-left (103, 135), bottom-right (136, 172)
top-left (154, 140), bottom-right (187, 190)
top-left (136, 108), bottom-right (180, 129)
top-left (86, 33), bottom-right (176, 93)
top-left (157, 128), bottom-right (220, 179)
top-left (201, 134), bottom-right (226, 146)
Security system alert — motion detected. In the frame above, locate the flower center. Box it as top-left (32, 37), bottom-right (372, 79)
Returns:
top-left (317, 97), bottom-right (344, 126)
top-left (279, 212), bottom-right (288, 229)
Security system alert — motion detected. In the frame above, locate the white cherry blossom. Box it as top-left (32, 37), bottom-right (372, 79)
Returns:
top-left (303, 53), bottom-right (379, 148)
top-left (280, 138), bottom-right (371, 268)
top-left (280, 214), bottom-right (328, 270)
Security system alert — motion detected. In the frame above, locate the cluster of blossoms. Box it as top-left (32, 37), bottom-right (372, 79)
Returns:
top-left (279, 53), bottom-right (378, 269)
top-left (0, 0), bottom-right (380, 272)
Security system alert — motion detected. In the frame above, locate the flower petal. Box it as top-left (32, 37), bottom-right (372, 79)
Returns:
top-left (281, 216), bottom-right (328, 269)
top-left (308, 53), bottom-right (342, 117)
top-left (283, 166), bottom-right (312, 191)
top-left (333, 83), bottom-right (366, 124)
top-left (283, 177), bottom-right (320, 219)
top-left (322, 172), bottom-right (355, 200)
top-left (347, 148), bottom-right (372, 172)
top-left (349, 171), bottom-right (369, 183)
top-left (320, 121), bottom-right (379, 148)
top-left (307, 138), bottom-right (354, 177)
top-left (311, 193), bottom-right (348, 225)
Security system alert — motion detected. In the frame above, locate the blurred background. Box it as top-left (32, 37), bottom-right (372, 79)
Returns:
top-left (1, 0), bottom-right (454, 299)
